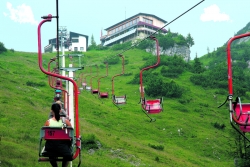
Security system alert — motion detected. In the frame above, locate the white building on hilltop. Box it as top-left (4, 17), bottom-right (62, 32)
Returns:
top-left (100, 13), bottom-right (167, 46)
top-left (44, 31), bottom-right (88, 53)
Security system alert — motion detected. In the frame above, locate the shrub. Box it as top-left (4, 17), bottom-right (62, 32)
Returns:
top-left (81, 134), bottom-right (99, 150)
top-left (0, 42), bottom-right (7, 53)
top-left (213, 122), bottom-right (226, 130)
top-left (148, 143), bottom-right (164, 151)
top-left (26, 81), bottom-right (46, 87)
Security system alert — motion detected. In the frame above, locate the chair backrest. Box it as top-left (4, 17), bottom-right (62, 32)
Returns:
top-left (234, 103), bottom-right (250, 132)
top-left (40, 126), bottom-right (74, 140)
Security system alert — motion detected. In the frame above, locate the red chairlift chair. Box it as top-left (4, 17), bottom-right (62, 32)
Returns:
top-left (37, 14), bottom-right (81, 165)
top-left (98, 62), bottom-right (109, 98)
top-left (112, 54), bottom-right (126, 108)
top-left (85, 66), bottom-right (92, 91)
top-left (48, 58), bottom-right (69, 113)
top-left (139, 36), bottom-right (163, 122)
top-left (219, 32), bottom-right (250, 146)
top-left (90, 65), bottom-right (99, 94)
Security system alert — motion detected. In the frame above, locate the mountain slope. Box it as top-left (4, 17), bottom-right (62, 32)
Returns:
top-left (0, 49), bottom-right (237, 167)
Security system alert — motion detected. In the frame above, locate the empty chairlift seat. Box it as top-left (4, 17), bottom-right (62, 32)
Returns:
top-left (143, 98), bottom-right (163, 114)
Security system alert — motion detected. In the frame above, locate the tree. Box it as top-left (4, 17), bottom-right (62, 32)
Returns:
top-left (90, 34), bottom-right (96, 46)
top-left (192, 57), bottom-right (205, 74)
top-left (0, 42), bottom-right (7, 53)
top-left (186, 33), bottom-right (194, 48)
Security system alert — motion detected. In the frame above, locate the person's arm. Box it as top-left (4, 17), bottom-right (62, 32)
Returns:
top-left (65, 119), bottom-right (72, 127)
top-left (44, 120), bottom-right (50, 126)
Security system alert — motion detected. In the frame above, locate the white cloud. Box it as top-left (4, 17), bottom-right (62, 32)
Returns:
top-left (200, 4), bottom-right (231, 22)
top-left (4, 2), bottom-right (38, 25)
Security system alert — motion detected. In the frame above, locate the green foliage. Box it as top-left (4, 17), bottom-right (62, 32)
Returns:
top-left (145, 76), bottom-right (183, 98)
top-left (91, 34), bottom-right (97, 46)
top-left (190, 62), bottom-right (228, 89)
top-left (148, 143), bottom-right (164, 151)
top-left (81, 134), bottom-right (99, 150)
top-left (157, 33), bottom-right (175, 50)
top-left (105, 56), bottom-right (120, 65)
top-left (110, 41), bottom-right (132, 51)
top-left (173, 34), bottom-right (187, 46)
top-left (191, 57), bottom-right (205, 74)
top-left (213, 122), bottom-right (226, 130)
top-left (26, 81), bottom-right (46, 87)
top-left (160, 56), bottom-right (189, 78)
top-left (186, 33), bottom-right (194, 48)
top-left (0, 41), bottom-right (7, 53)
top-left (137, 39), bottom-right (154, 50)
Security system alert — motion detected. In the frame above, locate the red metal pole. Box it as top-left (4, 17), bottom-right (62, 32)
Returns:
top-left (112, 55), bottom-right (124, 95)
top-left (226, 32), bottom-right (250, 95)
top-left (139, 36), bottom-right (160, 98)
top-left (98, 62), bottom-right (108, 92)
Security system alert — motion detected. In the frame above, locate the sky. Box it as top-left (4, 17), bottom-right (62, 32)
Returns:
top-left (1, 0), bottom-right (250, 60)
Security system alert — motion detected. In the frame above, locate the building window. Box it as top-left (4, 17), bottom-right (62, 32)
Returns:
top-left (133, 19), bottom-right (136, 24)
top-left (74, 47), bottom-right (78, 51)
top-left (116, 27), bottom-right (118, 32)
top-left (80, 47), bottom-right (84, 51)
top-left (126, 22), bottom-right (129, 27)
top-left (143, 18), bottom-right (153, 25)
top-left (123, 24), bottom-right (126, 29)
top-left (72, 38), bottom-right (79, 43)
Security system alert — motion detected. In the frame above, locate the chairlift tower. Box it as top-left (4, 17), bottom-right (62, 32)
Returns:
top-left (59, 26), bottom-right (68, 77)
top-left (60, 55), bottom-right (84, 128)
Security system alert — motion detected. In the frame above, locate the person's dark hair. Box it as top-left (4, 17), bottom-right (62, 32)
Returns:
top-left (51, 103), bottom-right (61, 121)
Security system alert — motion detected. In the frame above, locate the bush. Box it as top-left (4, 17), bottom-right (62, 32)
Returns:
top-left (213, 122), bottom-right (226, 130)
top-left (81, 134), bottom-right (99, 150)
top-left (0, 42), bottom-right (7, 53)
top-left (148, 143), bottom-right (164, 151)
top-left (26, 81), bottom-right (46, 87)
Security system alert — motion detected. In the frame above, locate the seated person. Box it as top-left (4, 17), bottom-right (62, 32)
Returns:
top-left (44, 103), bottom-right (72, 167)
top-left (48, 100), bottom-right (67, 119)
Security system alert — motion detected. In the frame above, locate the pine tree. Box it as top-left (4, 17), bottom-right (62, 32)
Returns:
top-left (91, 34), bottom-right (96, 46)
top-left (186, 33), bottom-right (194, 48)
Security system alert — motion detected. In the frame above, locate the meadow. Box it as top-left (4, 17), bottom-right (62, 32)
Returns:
top-left (0, 48), bottom-right (240, 167)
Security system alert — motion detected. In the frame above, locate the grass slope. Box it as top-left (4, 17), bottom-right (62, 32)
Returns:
top-left (0, 49), bottom-right (237, 167)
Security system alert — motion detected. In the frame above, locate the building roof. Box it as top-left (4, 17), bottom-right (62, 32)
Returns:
top-left (48, 31), bottom-right (89, 44)
top-left (70, 32), bottom-right (88, 39)
top-left (105, 13), bottom-right (167, 31)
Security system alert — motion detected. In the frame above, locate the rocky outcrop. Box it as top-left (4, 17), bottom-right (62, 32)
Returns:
top-left (146, 44), bottom-right (191, 62)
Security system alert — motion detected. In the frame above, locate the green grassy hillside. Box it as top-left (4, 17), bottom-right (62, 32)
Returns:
top-left (0, 49), bottom-right (239, 167)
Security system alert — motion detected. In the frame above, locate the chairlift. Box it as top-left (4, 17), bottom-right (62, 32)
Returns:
top-left (48, 58), bottom-right (69, 112)
top-left (112, 54), bottom-right (126, 107)
top-left (139, 36), bottom-right (163, 122)
top-left (98, 62), bottom-right (109, 98)
top-left (84, 66), bottom-right (92, 91)
top-left (218, 32), bottom-right (250, 146)
top-left (37, 14), bottom-right (81, 166)
top-left (90, 65), bottom-right (99, 94)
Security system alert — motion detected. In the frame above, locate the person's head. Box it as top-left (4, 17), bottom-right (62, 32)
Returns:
top-left (51, 103), bottom-right (61, 121)
top-left (56, 100), bottom-right (62, 108)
